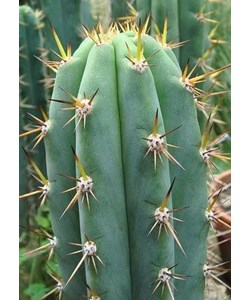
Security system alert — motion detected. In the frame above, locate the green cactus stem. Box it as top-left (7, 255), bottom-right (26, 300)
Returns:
top-left (27, 21), bottom-right (230, 299)
top-left (44, 38), bottom-right (94, 299)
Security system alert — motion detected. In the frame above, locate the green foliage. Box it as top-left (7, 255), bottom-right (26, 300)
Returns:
top-left (24, 283), bottom-right (49, 300)
top-left (34, 207), bottom-right (51, 229)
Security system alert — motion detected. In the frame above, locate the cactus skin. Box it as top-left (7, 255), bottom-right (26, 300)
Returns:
top-left (178, 0), bottom-right (211, 70)
top-left (76, 41), bottom-right (132, 299)
top-left (110, 0), bottom-right (128, 19)
top-left (44, 39), bottom-right (94, 299)
top-left (80, 0), bottom-right (96, 29)
top-left (142, 35), bottom-right (209, 299)
top-left (39, 0), bottom-right (82, 52)
top-left (113, 33), bottom-right (175, 299)
top-left (151, 0), bottom-right (180, 61)
top-left (134, 0), bottom-right (151, 26)
top-left (152, 0), bottom-right (179, 42)
top-left (41, 26), bottom-right (211, 299)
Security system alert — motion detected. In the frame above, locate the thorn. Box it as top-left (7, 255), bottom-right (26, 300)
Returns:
top-left (144, 112), bottom-right (184, 170)
top-left (148, 179), bottom-right (186, 255)
top-left (153, 109), bottom-right (159, 136)
top-left (59, 149), bottom-right (96, 217)
top-left (71, 146), bottom-right (88, 180)
top-left (19, 149), bottom-right (49, 205)
top-left (65, 239), bottom-right (104, 286)
top-left (19, 110), bottom-right (49, 148)
top-left (89, 88), bottom-right (99, 105)
top-left (182, 58), bottom-right (190, 80)
top-left (160, 178), bottom-right (176, 211)
top-left (49, 21), bottom-right (67, 59)
top-left (153, 266), bottom-right (186, 297)
top-left (22, 148), bottom-right (48, 185)
top-left (23, 228), bottom-right (56, 260)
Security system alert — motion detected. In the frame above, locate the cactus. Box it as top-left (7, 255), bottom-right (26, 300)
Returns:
top-left (120, 0), bottom-right (227, 143)
top-left (27, 0), bottom-right (129, 40)
top-left (19, 92), bottom-right (30, 236)
top-left (19, 4), bottom-right (47, 235)
top-left (134, 0), bottom-right (179, 56)
top-left (39, 0), bottom-right (82, 51)
top-left (19, 18), bottom-right (230, 298)
top-left (204, 0), bottom-right (231, 171)
top-left (124, 0), bottom-right (214, 70)
top-left (19, 0), bottom-right (231, 295)
top-left (19, 4), bottom-right (46, 107)
top-left (81, 0), bottom-right (129, 29)
top-left (177, 0), bottom-right (212, 70)
top-left (19, 3), bottom-right (46, 156)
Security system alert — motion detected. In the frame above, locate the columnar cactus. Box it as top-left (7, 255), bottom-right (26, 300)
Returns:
top-left (127, 0), bottom-right (213, 70)
top-left (135, 0), bottom-right (179, 48)
top-left (19, 4), bottom-right (47, 234)
top-left (18, 19), bottom-right (230, 299)
top-left (39, 0), bottom-right (82, 51)
top-left (19, 0), bottom-right (231, 289)
top-left (177, 0), bottom-right (212, 69)
top-left (19, 4), bottom-right (46, 107)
